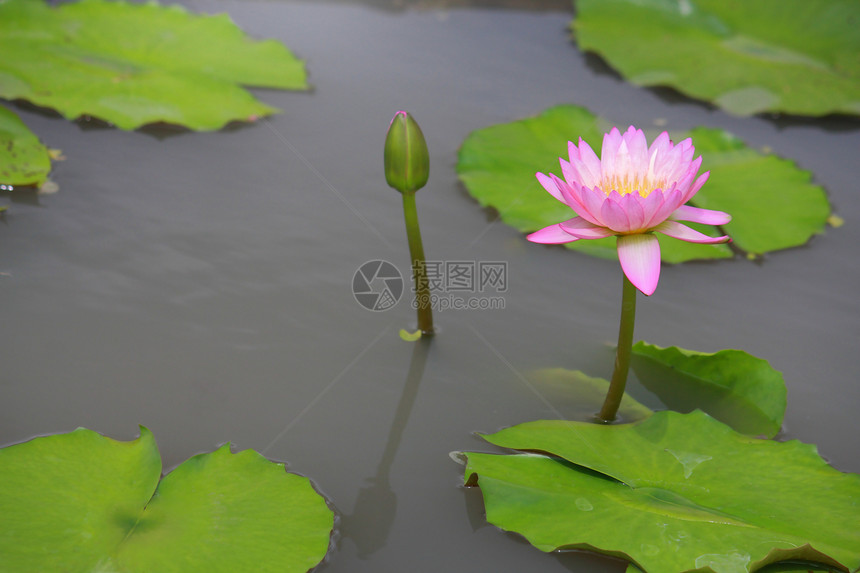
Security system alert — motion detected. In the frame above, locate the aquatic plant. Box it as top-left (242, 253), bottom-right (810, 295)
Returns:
top-left (527, 126), bottom-right (731, 296)
top-left (384, 111), bottom-right (434, 336)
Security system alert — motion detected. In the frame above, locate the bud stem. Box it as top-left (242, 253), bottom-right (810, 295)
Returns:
top-left (597, 273), bottom-right (637, 422)
top-left (402, 191), bottom-right (434, 335)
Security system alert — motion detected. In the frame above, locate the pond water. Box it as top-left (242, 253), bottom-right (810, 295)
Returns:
top-left (1, 1), bottom-right (858, 571)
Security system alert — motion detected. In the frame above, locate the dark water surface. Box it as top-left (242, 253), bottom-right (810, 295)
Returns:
top-left (1, 1), bottom-right (858, 571)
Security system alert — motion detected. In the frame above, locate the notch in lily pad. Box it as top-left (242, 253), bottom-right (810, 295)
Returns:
top-left (0, 427), bottom-right (334, 572)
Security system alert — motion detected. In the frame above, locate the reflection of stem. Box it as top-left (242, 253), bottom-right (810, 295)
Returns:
top-left (402, 191), bottom-right (434, 335)
top-left (377, 336), bottom-right (430, 478)
top-left (344, 336), bottom-right (431, 558)
top-left (598, 274), bottom-right (637, 422)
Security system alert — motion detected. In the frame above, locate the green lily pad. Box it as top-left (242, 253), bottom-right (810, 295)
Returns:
top-left (626, 562), bottom-right (839, 573)
top-left (529, 368), bottom-right (653, 423)
top-left (0, 106), bottom-right (51, 187)
top-left (0, 427), bottom-right (333, 572)
top-left (0, 0), bottom-right (308, 131)
top-left (457, 105), bottom-right (831, 263)
top-left (463, 411), bottom-right (860, 573)
top-left (686, 127), bottom-right (831, 257)
top-left (630, 342), bottom-right (786, 437)
top-left (573, 0), bottom-right (860, 117)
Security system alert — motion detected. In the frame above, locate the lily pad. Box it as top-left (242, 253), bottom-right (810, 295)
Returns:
top-left (0, 427), bottom-right (333, 572)
top-left (463, 411), bottom-right (860, 573)
top-left (573, 0), bottom-right (860, 117)
top-left (457, 105), bottom-right (831, 263)
top-left (626, 562), bottom-right (839, 573)
top-left (0, 106), bottom-right (51, 187)
top-left (630, 342), bottom-right (787, 437)
top-left (529, 368), bottom-right (653, 423)
top-left (0, 0), bottom-right (308, 131)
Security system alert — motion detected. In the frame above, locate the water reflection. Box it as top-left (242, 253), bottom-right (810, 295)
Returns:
top-left (297, 0), bottom-right (572, 11)
top-left (340, 336), bottom-right (431, 557)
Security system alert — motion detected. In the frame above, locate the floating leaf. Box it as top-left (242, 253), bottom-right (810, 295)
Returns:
top-left (457, 105), bottom-right (831, 263)
top-left (573, 0), bottom-right (860, 117)
top-left (626, 562), bottom-right (838, 573)
top-left (529, 368), bottom-right (653, 423)
top-left (688, 127), bottom-right (831, 257)
top-left (463, 411), bottom-right (860, 573)
top-left (399, 329), bottom-right (423, 341)
top-left (630, 342), bottom-right (786, 437)
top-left (0, 427), bottom-right (333, 572)
top-left (0, 106), bottom-right (51, 187)
top-left (0, 0), bottom-right (308, 131)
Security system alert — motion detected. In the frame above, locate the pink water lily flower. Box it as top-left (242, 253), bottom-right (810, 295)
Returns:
top-left (527, 126), bottom-right (731, 296)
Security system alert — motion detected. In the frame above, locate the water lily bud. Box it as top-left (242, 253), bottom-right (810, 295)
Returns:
top-left (384, 111), bottom-right (429, 194)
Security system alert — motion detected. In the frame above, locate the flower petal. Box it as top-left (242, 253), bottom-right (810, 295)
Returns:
top-left (654, 220), bottom-right (731, 244)
top-left (623, 126), bottom-right (649, 167)
top-left (681, 170), bottom-right (710, 203)
top-left (553, 175), bottom-right (602, 226)
top-left (536, 171), bottom-right (565, 203)
top-left (560, 218), bottom-right (615, 239)
top-left (576, 184), bottom-right (609, 226)
top-left (572, 138), bottom-right (602, 187)
top-left (617, 234), bottom-right (661, 296)
top-left (526, 221), bottom-right (580, 244)
top-left (670, 205), bottom-right (731, 225)
top-left (601, 193), bottom-right (632, 232)
top-left (600, 127), bottom-right (623, 176)
top-left (620, 193), bottom-right (647, 231)
top-left (643, 187), bottom-right (684, 229)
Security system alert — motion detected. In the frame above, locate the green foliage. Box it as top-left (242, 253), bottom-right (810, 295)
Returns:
top-left (631, 342), bottom-right (787, 437)
top-left (0, 427), bottom-right (333, 572)
top-left (687, 127), bottom-right (831, 258)
top-left (457, 105), bottom-right (832, 263)
top-left (0, 106), bottom-right (51, 187)
top-left (463, 411), bottom-right (860, 573)
top-left (573, 0), bottom-right (860, 117)
top-left (0, 0), bottom-right (308, 131)
top-left (529, 368), bottom-right (653, 423)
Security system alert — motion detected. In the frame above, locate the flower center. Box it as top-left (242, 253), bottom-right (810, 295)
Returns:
top-left (601, 174), bottom-right (661, 198)
top-left (600, 142), bottom-right (664, 197)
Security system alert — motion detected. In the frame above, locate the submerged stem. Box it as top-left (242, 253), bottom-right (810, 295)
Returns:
top-left (598, 273), bottom-right (637, 422)
top-left (402, 191), bottom-right (434, 335)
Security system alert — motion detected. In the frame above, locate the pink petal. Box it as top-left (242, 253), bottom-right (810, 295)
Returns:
top-left (537, 171), bottom-right (565, 203)
top-left (617, 234), bottom-right (661, 296)
top-left (600, 127), bottom-right (623, 175)
top-left (623, 126), bottom-right (649, 166)
top-left (554, 175), bottom-right (603, 226)
top-left (560, 217), bottom-right (615, 239)
top-left (576, 185), bottom-right (609, 227)
top-left (560, 158), bottom-right (577, 187)
top-left (682, 171), bottom-right (710, 203)
top-left (620, 193), bottom-right (647, 231)
top-left (670, 205), bottom-right (731, 225)
top-left (601, 193), bottom-right (632, 232)
top-left (654, 220), bottom-right (731, 244)
top-left (636, 189), bottom-right (665, 228)
top-left (647, 132), bottom-right (672, 162)
top-left (573, 138), bottom-right (603, 186)
top-left (643, 187), bottom-right (684, 228)
top-left (526, 222), bottom-right (581, 244)
top-left (674, 155), bottom-right (703, 194)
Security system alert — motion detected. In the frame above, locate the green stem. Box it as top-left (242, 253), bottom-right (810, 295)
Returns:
top-left (598, 273), bottom-right (637, 422)
top-left (402, 191), bottom-right (434, 335)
